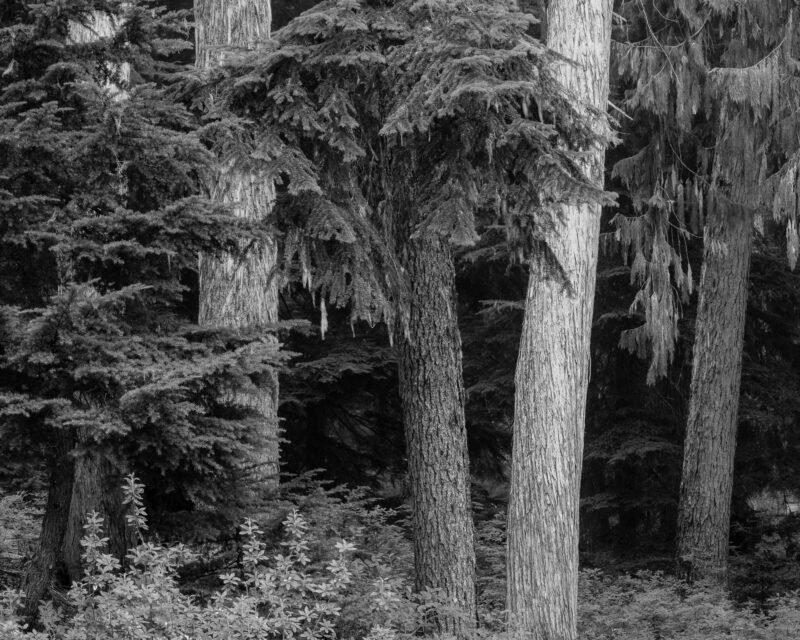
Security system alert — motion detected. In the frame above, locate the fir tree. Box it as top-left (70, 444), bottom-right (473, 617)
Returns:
top-left (609, 0), bottom-right (800, 582)
top-left (206, 0), bottom-right (607, 630)
top-left (0, 0), bottom-right (286, 620)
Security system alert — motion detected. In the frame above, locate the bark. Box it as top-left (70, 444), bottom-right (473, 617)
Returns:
top-left (195, 0), bottom-right (281, 488)
top-left (21, 436), bottom-right (74, 624)
top-left (506, 2), bottom-right (612, 639)
top-left (62, 432), bottom-right (133, 582)
top-left (676, 203), bottom-right (753, 584)
top-left (398, 234), bottom-right (476, 635)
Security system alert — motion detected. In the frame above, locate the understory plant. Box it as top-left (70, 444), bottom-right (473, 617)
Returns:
top-left (1, 476), bottom-right (455, 640)
top-left (6, 477), bottom-right (800, 639)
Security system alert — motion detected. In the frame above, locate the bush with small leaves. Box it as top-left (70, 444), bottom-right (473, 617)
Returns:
top-left (1, 477), bottom-right (456, 640)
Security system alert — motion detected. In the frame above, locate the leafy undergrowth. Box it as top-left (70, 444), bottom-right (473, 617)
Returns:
top-left (579, 570), bottom-right (800, 639)
top-left (3, 479), bottom-right (800, 639)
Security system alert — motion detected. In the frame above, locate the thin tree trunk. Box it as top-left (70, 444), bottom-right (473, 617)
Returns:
top-left (398, 234), bottom-right (476, 635)
top-left (676, 203), bottom-right (753, 584)
top-left (195, 0), bottom-right (281, 488)
top-left (21, 435), bottom-right (74, 624)
top-left (506, 2), bottom-right (612, 639)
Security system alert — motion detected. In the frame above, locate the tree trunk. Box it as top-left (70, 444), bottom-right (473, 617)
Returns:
top-left (62, 432), bottom-right (132, 582)
top-left (506, 2), bottom-right (612, 639)
top-left (676, 203), bottom-right (753, 584)
top-left (195, 0), bottom-right (281, 488)
top-left (21, 435), bottom-right (74, 624)
top-left (398, 234), bottom-right (476, 635)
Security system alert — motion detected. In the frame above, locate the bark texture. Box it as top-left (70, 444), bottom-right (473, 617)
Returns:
top-left (398, 235), bottom-right (476, 634)
top-left (62, 433), bottom-right (132, 582)
top-left (21, 436), bottom-right (74, 623)
top-left (507, 2), bottom-right (612, 639)
top-left (195, 0), bottom-right (281, 487)
top-left (676, 203), bottom-right (753, 584)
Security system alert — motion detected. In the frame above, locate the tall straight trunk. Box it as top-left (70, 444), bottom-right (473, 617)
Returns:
top-left (398, 234), bottom-right (476, 634)
top-left (506, 2), bottom-right (612, 639)
top-left (63, 15), bottom-right (133, 584)
top-left (21, 435), bottom-right (74, 624)
top-left (676, 203), bottom-right (753, 584)
top-left (195, 0), bottom-right (281, 488)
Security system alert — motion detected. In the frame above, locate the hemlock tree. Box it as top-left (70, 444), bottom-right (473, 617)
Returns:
top-left (210, 0), bottom-right (602, 630)
top-left (610, 0), bottom-right (800, 583)
top-left (676, 2), bottom-right (799, 584)
top-left (194, 0), bottom-right (282, 489)
top-left (506, 0), bottom-right (613, 638)
top-left (0, 0), bottom-right (284, 620)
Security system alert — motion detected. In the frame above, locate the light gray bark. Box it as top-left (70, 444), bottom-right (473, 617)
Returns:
top-left (507, 1), bottom-right (612, 639)
top-left (195, 0), bottom-right (281, 488)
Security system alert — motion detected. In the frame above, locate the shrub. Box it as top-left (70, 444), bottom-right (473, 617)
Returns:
top-left (578, 569), bottom-right (800, 640)
top-left (1, 476), bottom-right (453, 640)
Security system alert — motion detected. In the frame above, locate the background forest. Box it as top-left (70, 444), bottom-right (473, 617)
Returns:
top-left (2, 0), bottom-right (800, 639)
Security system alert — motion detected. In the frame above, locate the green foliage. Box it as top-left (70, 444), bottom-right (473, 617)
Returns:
top-left (0, 0), bottom-right (291, 532)
top-left (204, 0), bottom-right (612, 336)
top-left (0, 476), bottom-right (477, 640)
top-left (579, 570), bottom-right (800, 640)
top-left (606, 0), bottom-right (800, 382)
top-left (5, 479), bottom-right (800, 638)
top-left (0, 494), bottom-right (41, 588)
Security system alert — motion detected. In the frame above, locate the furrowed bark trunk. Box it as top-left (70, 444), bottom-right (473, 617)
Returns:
top-left (21, 435), bottom-right (74, 624)
top-left (507, 2), bottom-right (612, 639)
top-left (62, 431), bottom-right (132, 582)
top-left (195, 0), bottom-right (281, 488)
top-left (398, 234), bottom-right (476, 635)
top-left (676, 203), bottom-right (753, 584)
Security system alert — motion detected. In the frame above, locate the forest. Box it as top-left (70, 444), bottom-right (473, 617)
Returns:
top-left (1, 0), bottom-right (800, 638)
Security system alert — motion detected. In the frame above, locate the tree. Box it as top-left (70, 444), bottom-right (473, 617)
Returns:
top-left (0, 0), bottom-right (284, 620)
top-left (194, 0), bottom-right (281, 489)
top-left (61, 6), bottom-right (135, 587)
top-left (610, 0), bottom-right (800, 583)
top-left (210, 0), bottom-right (603, 631)
top-left (676, 199), bottom-right (753, 583)
top-left (397, 233), bottom-right (477, 633)
top-left (506, 1), bottom-right (613, 639)
top-left (676, 4), bottom-right (800, 583)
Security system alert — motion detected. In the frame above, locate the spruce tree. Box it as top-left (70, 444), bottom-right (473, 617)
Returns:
top-left (208, 0), bottom-right (605, 629)
top-left (0, 0), bottom-right (284, 619)
top-left (61, 6), bottom-right (135, 587)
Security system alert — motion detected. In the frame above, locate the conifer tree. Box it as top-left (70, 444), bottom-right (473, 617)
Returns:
top-left (209, 0), bottom-right (604, 630)
top-left (506, 1), bottom-right (613, 639)
top-left (0, 0), bottom-right (284, 620)
top-left (610, 0), bottom-right (800, 583)
top-left (194, 0), bottom-right (281, 490)
top-left (61, 6), bottom-right (134, 586)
